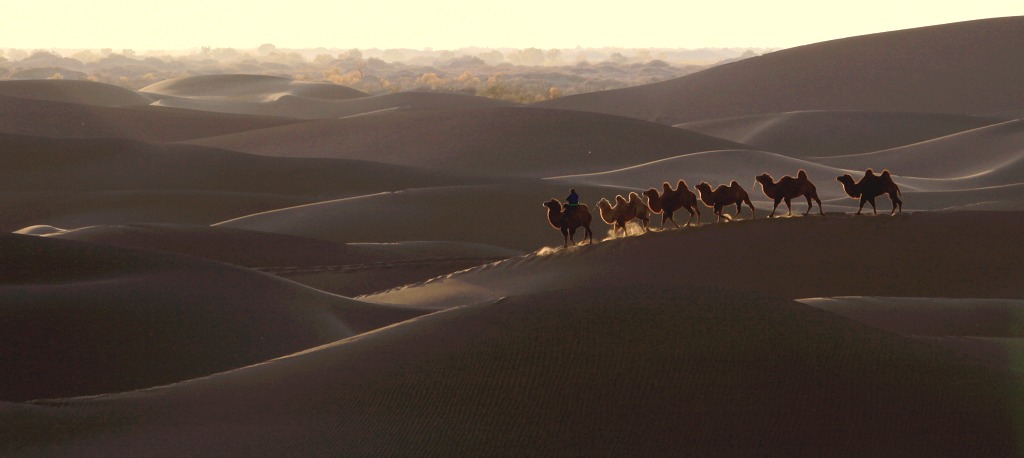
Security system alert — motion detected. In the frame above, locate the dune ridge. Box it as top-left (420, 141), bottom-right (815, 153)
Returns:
top-left (811, 119), bottom-right (1024, 181)
top-left (0, 94), bottom-right (300, 141)
top-left (0, 233), bottom-right (429, 402)
top-left (187, 106), bottom-right (747, 177)
top-left (0, 80), bottom-right (153, 107)
top-left (675, 111), bottom-right (1000, 158)
top-left (536, 17), bottom-right (1024, 124)
top-left (365, 211), bottom-right (1024, 307)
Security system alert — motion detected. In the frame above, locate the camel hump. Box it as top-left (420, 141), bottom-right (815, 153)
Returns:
top-left (729, 180), bottom-right (741, 188)
top-left (880, 169), bottom-right (892, 179)
top-left (797, 169), bottom-right (808, 180)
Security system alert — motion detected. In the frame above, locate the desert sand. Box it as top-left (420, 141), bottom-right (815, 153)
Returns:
top-left (2, 16), bottom-right (1024, 456)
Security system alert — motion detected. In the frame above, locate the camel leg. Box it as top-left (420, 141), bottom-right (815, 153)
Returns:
top-left (735, 202), bottom-right (742, 217)
top-left (714, 205), bottom-right (723, 222)
top-left (585, 225), bottom-right (593, 244)
top-left (694, 205), bottom-right (701, 224)
top-left (813, 194), bottom-right (823, 215)
top-left (661, 213), bottom-right (669, 228)
top-left (745, 199), bottom-right (756, 219)
top-left (889, 193), bottom-right (902, 215)
top-left (561, 227), bottom-right (569, 248)
top-left (570, 227), bottom-right (580, 245)
top-left (869, 197), bottom-right (877, 215)
top-left (784, 197), bottom-right (792, 216)
top-left (770, 197), bottom-right (781, 218)
top-left (857, 196), bottom-right (867, 215)
top-left (684, 208), bottom-right (694, 227)
top-left (666, 210), bottom-right (679, 229)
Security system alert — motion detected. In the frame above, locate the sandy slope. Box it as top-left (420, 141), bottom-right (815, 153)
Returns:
top-left (800, 297), bottom-right (1024, 373)
top-left (0, 80), bottom-right (152, 107)
top-left (214, 182), bottom-right (629, 251)
top-left (154, 90), bottom-right (517, 119)
top-left (536, 17), bottom-right (1024, 124)
top-left (47, 224), bottom-right (524, 297)
top-left (1, 287), bottom-right (1018, 455)
top-left (0, 94), bottom-right (300, 141)
top-left (188, 106), bottom-right (746, 177)
top-left (0, 233), bottom-right (428, 401)
top-left (547, 147), bottom-right (1024, 210)
top-left (675, 111), bottom-right (999, 158)
top-left (141, 75), bottom-right (516, 119)
top-left (811, 119), bottom-right (1024, 181)
top-left (140, 74), bottom-right (368, 100)
top-left (0, 132), bottom-right (485, 231)
top-left (548, 149), bottom-right (855, 200)
top-left (365, 211), bottom-right (1024, 307)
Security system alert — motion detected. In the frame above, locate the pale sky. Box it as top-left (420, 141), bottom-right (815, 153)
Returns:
top-left (2, 0), bottom-right (1021, 51)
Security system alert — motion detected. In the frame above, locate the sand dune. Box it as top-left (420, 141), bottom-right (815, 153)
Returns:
top-left (537, 17), bottom-right (1024, 124)
top-left (12, 225), bottom-right (67, 236)
top-left (365, 211), bottom-right (1024, 307)
top-left (0, 233), bottom-right (429, 402)
top-left (0, 132), bottom-right (485, 231)
top-left (811, 119), bottom-right (1024, 182)
top-left (675, 111), bottom-right (999, 158)
top-left (141, 75), bottom-right (517, 119)
top-left (47, 224), bottom-right (523, 297)
top-left (0, 94), bottom-right (300, 141)
top-left (215, 182), bottom-right (628, 251)
top-left (0, 80), bottom-right (152, 107)
top-left (140, 74), bottom-right (368, 101)
top-left (798, 297), bottom-right (1024, 338)
top-left (547, 148), bottom-right (1024, 209)
top-left (2, 286), bottom-right (1018, 455)
top-left (799, 296), bottom-right (1024, 373)
top-left (153, 90), bottom-right (518, 120)
top-left (188, 106), bottom-right (746, 177)
top-left (548, 149), bottom-right (855, 200)
top-left (0, 190), bottom-right (311, 232)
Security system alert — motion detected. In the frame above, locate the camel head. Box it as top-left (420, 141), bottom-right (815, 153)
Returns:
top-left (755, 173), bottom-right (772, 187)
top-left (597, 198), bottom-right (612, 209)
top-left (543, 199), bottom-right (562, 211)
top-left (642, 188), bottom-right (659, 200)
top-left (836, 175), bottom-right (861, 198)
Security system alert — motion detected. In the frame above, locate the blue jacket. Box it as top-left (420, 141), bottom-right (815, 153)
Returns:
top-left (566, 191), bottom-right (580, 205)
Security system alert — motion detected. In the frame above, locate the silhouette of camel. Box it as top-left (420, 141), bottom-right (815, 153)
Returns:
top-left (694, 181), bottom-right (756, 222)
top-left (755, 170), bottom-right (824, 217)
top-left (543, 199), bottom-right (594, 248)
top-left (643, 180), bottom-right (701, 227)
top-left (597, 192), bottom-right (650, 238)
top-left (836, 169), bottom-right (903, 215)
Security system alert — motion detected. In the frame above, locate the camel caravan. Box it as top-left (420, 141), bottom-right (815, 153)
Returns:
top-left (544, 169), bottom-right (903, 248)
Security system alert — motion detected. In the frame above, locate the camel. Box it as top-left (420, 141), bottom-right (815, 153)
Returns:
top-left (694, 181), bottom-right (756, 222)
top-left (642, 180), bottom-right (701, 228)
top-left (755, 170), bottom-right (824, 217)
top-left (836, 169), bottom-right (903, 215)
top-left (597, 192), bottom-right (651, 238)
top-left (543, 199), bottom-right (594, 248)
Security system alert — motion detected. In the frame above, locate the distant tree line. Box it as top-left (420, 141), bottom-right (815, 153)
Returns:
top-left (0, 46), bottom-right (769, 103)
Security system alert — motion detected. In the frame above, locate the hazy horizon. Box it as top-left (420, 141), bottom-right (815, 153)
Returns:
top-left (3, 1), bottom-right (1021, 51)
